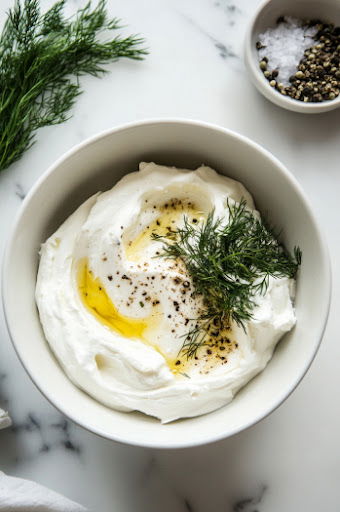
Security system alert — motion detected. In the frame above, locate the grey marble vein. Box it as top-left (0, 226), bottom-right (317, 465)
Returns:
top-left (10, 413), bottom-right (82, 458)
top-left (15, 183), bottom-right (26, 200)
top-left (0, 373), bottom-right (9, 409)
top-left (51, 419), bottom-right (82, 454)
top-left (214, 0), bottom-right (243, 17)
top-left (140, 455), bottom-right (158, 485)
top-left (233, 485), bottom-right (267, 512)
top-left (215, 41), bottom-right (237, 59)
top-left (183, 498), bottom-right (194, 512)
top-left (178, 11), bottom-right (239, 61)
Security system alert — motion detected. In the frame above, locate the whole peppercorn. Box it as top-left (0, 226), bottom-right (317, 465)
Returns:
top-left (295, 70), bottom-right (305, 79)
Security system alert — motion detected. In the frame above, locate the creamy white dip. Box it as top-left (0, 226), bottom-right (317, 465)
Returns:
top-left (36, 162), bottom-right (296, 423)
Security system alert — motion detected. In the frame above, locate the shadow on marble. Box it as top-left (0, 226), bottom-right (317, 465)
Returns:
top-left (249, 89), bottom-right (340, 148)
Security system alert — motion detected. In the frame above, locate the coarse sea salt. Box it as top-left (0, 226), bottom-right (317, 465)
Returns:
top-left (258, 17), bottom-right (318, 86)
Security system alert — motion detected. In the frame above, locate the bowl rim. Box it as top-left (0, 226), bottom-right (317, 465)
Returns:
top-left (2, 118), bottom-right (332, 449)
top-left (244, 0), bottom-right (340, 114)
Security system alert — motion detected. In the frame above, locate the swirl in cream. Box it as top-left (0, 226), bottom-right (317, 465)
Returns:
top-left (35, 162), bottom-right (296, 422)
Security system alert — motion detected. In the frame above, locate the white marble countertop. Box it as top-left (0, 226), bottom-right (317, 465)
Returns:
top-left (1, 0), bottom-right (340, 510)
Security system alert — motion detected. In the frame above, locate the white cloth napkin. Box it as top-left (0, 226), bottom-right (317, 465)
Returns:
top-left (0, 408), bottom-right (11, 430)
top-left (0, 472), bottom-right (87, 511)
top-left (0, 414), bottom-right (87, 511)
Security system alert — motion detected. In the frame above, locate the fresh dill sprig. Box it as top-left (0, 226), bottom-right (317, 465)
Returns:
top-left (0, 0), bottom-right (147, 171)
top-left (152, 199), bottom-right (302, 359)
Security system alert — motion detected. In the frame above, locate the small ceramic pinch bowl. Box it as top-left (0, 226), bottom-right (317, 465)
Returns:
top-left (244, 0), bottom-right (340, 113)
top-left (2, 119), bottom-right (331, 448)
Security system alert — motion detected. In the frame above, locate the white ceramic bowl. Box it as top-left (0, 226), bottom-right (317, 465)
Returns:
top-left (244, 0), bottom-right (340, 113)
top-left (2, 119), bottom-right (331, 448)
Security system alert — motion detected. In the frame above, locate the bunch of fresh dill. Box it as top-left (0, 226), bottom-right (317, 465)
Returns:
top-left (0, 0), bottom-right (147, 171)
top-left (152, 199), bottom-right (301, 358)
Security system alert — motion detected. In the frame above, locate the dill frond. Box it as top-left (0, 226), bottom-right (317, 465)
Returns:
top-left (0, 0), bottom-right (147, 171)
top-left (152, 199), bottom-right (301, 359)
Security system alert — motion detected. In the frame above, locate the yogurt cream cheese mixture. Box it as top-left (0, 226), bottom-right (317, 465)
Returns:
top-left (36, 162), bottom-right (299, 423)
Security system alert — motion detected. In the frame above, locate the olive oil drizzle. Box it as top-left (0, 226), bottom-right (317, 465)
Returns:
top-left (78, 260), bottom-right (149, 339)
top-left (77, 260), bottom-right (186, 374)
